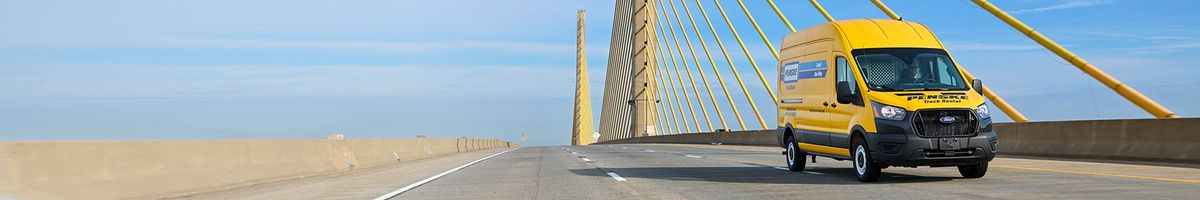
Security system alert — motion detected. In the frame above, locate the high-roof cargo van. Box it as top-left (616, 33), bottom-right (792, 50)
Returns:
top-left (776, 19), bottom-right (996, 182)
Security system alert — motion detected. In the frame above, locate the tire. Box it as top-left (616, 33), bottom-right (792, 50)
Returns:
top-left (958, 161), bottom-right (988, 178)
top-left (852, 137), bottom-right (881, 182)
top-left (785, 135), bottom-right (806, 172)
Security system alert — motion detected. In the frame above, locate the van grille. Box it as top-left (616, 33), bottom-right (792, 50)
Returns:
top-left (912, 110), bottom-right (977, 138)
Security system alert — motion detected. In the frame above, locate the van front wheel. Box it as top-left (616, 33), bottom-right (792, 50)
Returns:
top-left (852, 137), bottom-right (881, 182)
top-left (958, 162), bottom-right (988, 178)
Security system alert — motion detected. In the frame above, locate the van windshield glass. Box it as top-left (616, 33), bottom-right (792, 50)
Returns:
top-left (852, 48), bottom-right (968, 92)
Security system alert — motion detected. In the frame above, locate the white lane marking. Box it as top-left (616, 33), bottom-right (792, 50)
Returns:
top-left (606, 172), bottom-right (628, 181)
top-left (684, 155), bottom-right (704, 159)
top-left (372, 148), bottom-right (519, 200)
top-left (620, 147), bottom-right (628, 149)
top-left (803, 171), bottom-right (824, 175)
top-left (643, 150), bottom-right (655, 152)
top-left (774, 167), bottom-right (789, 171)
top-left (581, 158), bottom-right (593, 162)
top-left (571, 152), bottom-right (577, 155)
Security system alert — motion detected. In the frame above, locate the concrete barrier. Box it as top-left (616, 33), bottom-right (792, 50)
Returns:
top-left (599, 118), bottom-right (1199, 164)
top-left (993, 118), bottom-right (1198, 164)
top-left (602, 130), bottom-right (775, 146)
top-left (0, 136), bottom-right (515, 200)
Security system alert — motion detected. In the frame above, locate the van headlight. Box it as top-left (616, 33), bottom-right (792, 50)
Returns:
top-left (975, 104), bottom-right (990, 119)
top-left (872, 101), bottom-right (906, 121)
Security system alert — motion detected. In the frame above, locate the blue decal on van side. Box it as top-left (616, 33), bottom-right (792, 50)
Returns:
top-left (781, 62), bottom-right (801, 83)
top-left (781, 60), bottom-right (828, 83)
top-left (797, 69), bottom-right (827, 79)
top-left (797, 60), bottom-right (828, 71)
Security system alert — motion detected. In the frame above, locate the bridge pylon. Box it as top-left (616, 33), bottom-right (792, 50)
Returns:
top-left (597, 0), bottom-right (658, 142)
top-left (628, 0), bottom-right (658, 137)
top-left (573, 10), bottom-right (596, 146)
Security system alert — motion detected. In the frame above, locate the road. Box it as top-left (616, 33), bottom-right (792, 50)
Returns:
top-left (186, 144), bottom-right (1200, 199)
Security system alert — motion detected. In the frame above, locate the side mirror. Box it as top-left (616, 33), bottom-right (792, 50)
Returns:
top-left (836, 81), bottom-right (854, 104)
top-left (972, 79), bottom-right (984, 95)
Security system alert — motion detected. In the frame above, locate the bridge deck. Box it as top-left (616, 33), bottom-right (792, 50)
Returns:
top-left (187, 144), bottom-right (1200, 199)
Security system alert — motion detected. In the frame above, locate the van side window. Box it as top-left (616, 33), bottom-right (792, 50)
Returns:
top-left (835, 56), bottom-right (861, 105)
top-left (934, 57), bottom-right (957, 86)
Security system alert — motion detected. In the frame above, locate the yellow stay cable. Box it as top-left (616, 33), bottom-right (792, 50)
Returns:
top-left (697, 0), bottom-right (769, 130)
top-left (656, 21), bottom-right (700, 133)
top-left (660, 4), bottom-right (714, 132)
top-left (712, 0), bottom-right (778, 105)
top-left (665, 0), bottom-right (725, 131)
top-left (766, 0), bottom-right (797, 32)
top-left (654, 42), bottom-right (683, 135)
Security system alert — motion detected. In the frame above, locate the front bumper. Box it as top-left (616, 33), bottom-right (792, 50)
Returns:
top-left (866, 116), bottom-right (997, 167)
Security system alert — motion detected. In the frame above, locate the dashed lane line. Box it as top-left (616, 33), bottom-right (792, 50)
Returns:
top-left (606, 172), bottom-right (628, 181)
top-left (597, 168), bottom-right (627, 182)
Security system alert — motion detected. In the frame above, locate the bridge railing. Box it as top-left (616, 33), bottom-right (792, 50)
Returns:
top-left (598, 118), bottom-right (1200, 164)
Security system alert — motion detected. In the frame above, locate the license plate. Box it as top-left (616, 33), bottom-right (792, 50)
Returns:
top-left (938, 138), bottom-right (963, 150)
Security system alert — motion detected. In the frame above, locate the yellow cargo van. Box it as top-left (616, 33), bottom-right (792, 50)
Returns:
top-left (776, 19), bottom-right (996, 182)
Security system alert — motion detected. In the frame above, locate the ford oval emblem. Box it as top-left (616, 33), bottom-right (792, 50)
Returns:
top-left (939, 116), bottom-right (957, 124)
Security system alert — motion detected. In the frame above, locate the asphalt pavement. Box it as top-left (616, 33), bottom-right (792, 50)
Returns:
top-left (187, 144), bottom-right (1200, 199)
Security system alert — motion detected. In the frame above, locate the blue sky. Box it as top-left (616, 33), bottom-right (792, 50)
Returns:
top-left (1, 0), bottom-right (1197, 146)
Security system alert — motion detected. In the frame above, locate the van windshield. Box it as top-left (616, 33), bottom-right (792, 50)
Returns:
top-left (852, 48), bottom-right (969, 92)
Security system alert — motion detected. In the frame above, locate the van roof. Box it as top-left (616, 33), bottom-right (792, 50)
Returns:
top-left (788, 19), bottom-right (944, 50)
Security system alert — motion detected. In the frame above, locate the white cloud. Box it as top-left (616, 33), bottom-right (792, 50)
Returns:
top-left (0, 0), bottom-right (600, 57)
top-left (4, 35), bottom-right (574, 56)
top-left (1011, 0), bottom-right (1115, 14)
top-left (0, 65), bottom-right (575, 100)
top-left (942, 41), bottom-right (1043, 51)
top-left (1108, 41), bottom-right (1200, 54)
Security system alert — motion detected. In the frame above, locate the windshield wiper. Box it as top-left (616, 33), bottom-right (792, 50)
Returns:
top-left (871, 84), bottom-right (898, 91)
top-left (902, 87), bottom-right (955, 91)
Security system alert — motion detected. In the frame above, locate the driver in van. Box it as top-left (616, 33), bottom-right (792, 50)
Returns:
top-left (901, 62), bottom-right (924, 84)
